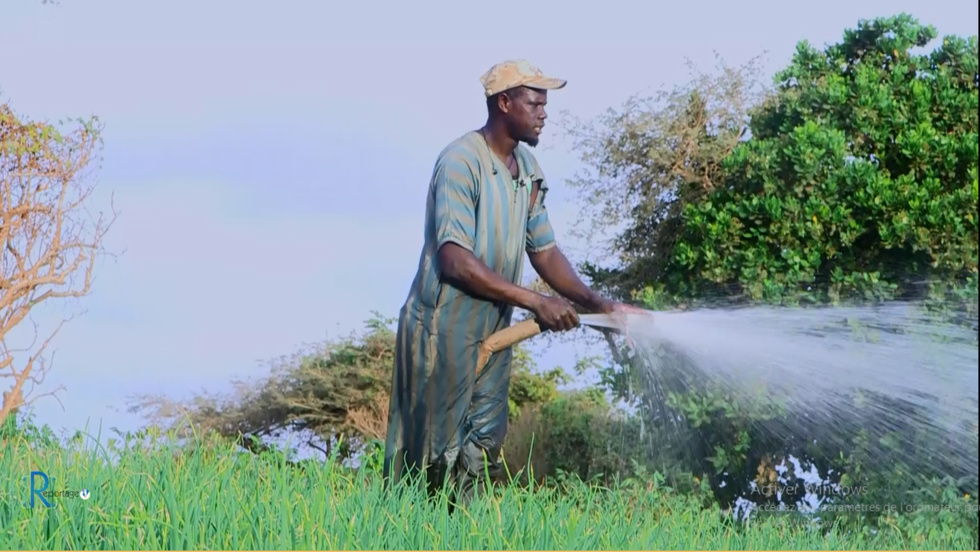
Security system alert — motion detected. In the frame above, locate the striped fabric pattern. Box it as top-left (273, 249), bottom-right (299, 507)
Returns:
top-left (383, 130), bottom-right (557, 494)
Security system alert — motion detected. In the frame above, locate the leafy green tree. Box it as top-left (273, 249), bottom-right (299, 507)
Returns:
top-left (662, 14), bottom-right (978, 306)
top-left (560, 55), bottom-right (768, 302)
top-left (560, 14), bottom-right (978, 526)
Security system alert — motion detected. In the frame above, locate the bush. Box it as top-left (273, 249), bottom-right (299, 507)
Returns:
top-left (502, 388), bottom-right (701, 494)
top-left (560, 14), bottom-right (979, 531)
top-left (663, 14), bottom-right (978, 306)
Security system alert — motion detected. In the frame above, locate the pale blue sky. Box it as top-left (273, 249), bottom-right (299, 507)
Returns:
top-left (1, 0), bottom-right (977, 439)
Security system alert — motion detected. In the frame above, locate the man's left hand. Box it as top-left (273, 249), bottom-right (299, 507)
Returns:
top-left (596, 298), bottom-right (648, 315)
top-left (595, 299), bottom-right (651, 344)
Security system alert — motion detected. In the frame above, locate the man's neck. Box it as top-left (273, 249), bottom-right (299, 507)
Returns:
top-left (481, 121), bottom-right (518, 161)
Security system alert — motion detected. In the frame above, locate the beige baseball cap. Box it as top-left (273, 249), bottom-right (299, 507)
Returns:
top-left (479, 59), bottom-right (567, 97)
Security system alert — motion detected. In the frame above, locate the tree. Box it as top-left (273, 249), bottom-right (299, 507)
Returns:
top-left (564, 13), bottom-right (979, 522)
top-left (663, 14), bottom-right (978, 306)
top-left (0, 102), bottom-right (115, 427)
top-left (559, 54), bottom-right (769, 302)
top-left (130, 312), bottom-right (573, 461)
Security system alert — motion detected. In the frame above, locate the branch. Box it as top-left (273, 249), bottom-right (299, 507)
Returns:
top-left (0, 103), bottom-right (116, 427)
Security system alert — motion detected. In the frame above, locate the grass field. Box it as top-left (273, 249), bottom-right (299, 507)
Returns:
top-left (1, 428), bottom-right (977, 550)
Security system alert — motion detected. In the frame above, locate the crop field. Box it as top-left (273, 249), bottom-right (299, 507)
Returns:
top-left (2, 430), bottom-right (976, 550)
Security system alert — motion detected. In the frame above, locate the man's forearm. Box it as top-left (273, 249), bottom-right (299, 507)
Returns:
top-left (437, 243), bottom-right (543, 311)
top-left (528, 247), bottom-right (610, 312)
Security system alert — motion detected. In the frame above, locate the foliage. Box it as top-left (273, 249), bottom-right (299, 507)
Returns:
top-left (556, 14), bottom-right (979, 530)
top-left (507, 345), bottom-right (570, 419)
top-left (130, 312), bottom-right (573, 461)
top-left (130, 312), bottom-right (394, 459)
top-left (503, 385), bottom-right (709, 499)
top-left (505, 389), bottom-right (613, 484)
top-left (0, 101), bottom-right (115, 427)
top-left (3, 418), bottom-right (976, 550)
top-left (661, 14), bottom-right (978, 306)
top-left (809, 471), bottom-right (979, 546)
top-left (821, 374), bottom-right (980, 529)
top-left (560, 54), bottom-right (769, 302)
top-left (651, 15), bottom-right (978, 520)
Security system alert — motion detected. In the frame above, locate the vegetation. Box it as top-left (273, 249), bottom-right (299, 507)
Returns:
top-left (2, 417), bottom-right (977, 550)
top-left (127, 312), bottom-right (580, 466)
top-left (662, 14), bottom-right (978, 307)
top-left (0, 102), bottom-right (115, 427)
top-left (559, 10), bottom-right (979, 528)
top-left (567, 14), bottom-right (978, 310)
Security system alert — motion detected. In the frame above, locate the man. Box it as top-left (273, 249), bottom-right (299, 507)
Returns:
top-left (382, 59), bottom-right (640, 504)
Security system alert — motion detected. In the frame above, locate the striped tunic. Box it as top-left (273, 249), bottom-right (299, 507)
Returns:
top-left (383, 130), bottom-right (557, 490)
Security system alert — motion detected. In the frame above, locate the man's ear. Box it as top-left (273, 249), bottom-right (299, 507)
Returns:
top-left (497, 92), bottom-right (512, 114)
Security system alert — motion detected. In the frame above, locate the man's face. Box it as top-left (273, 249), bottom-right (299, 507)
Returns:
top-left (502, 87), bottom-right (548, 147)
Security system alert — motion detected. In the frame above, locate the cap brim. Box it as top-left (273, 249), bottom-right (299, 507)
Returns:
top-left (525, 76), bottom-right (567, 91)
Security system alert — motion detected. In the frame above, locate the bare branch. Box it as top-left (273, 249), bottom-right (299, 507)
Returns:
top-left (0, 102), bottom-right (116, 427)
top-left (556, 52), bottom-right (770, 298)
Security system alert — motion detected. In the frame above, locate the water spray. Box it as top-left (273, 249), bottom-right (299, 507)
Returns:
top-left (482, 303), bottom-right (979, 520)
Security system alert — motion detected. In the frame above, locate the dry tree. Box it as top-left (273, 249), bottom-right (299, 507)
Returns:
top-left (1, 102), bottom-right (117, 427)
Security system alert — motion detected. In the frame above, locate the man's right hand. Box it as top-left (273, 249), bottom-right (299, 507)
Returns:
top-left (531, 294), bottom-right (580, 332)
